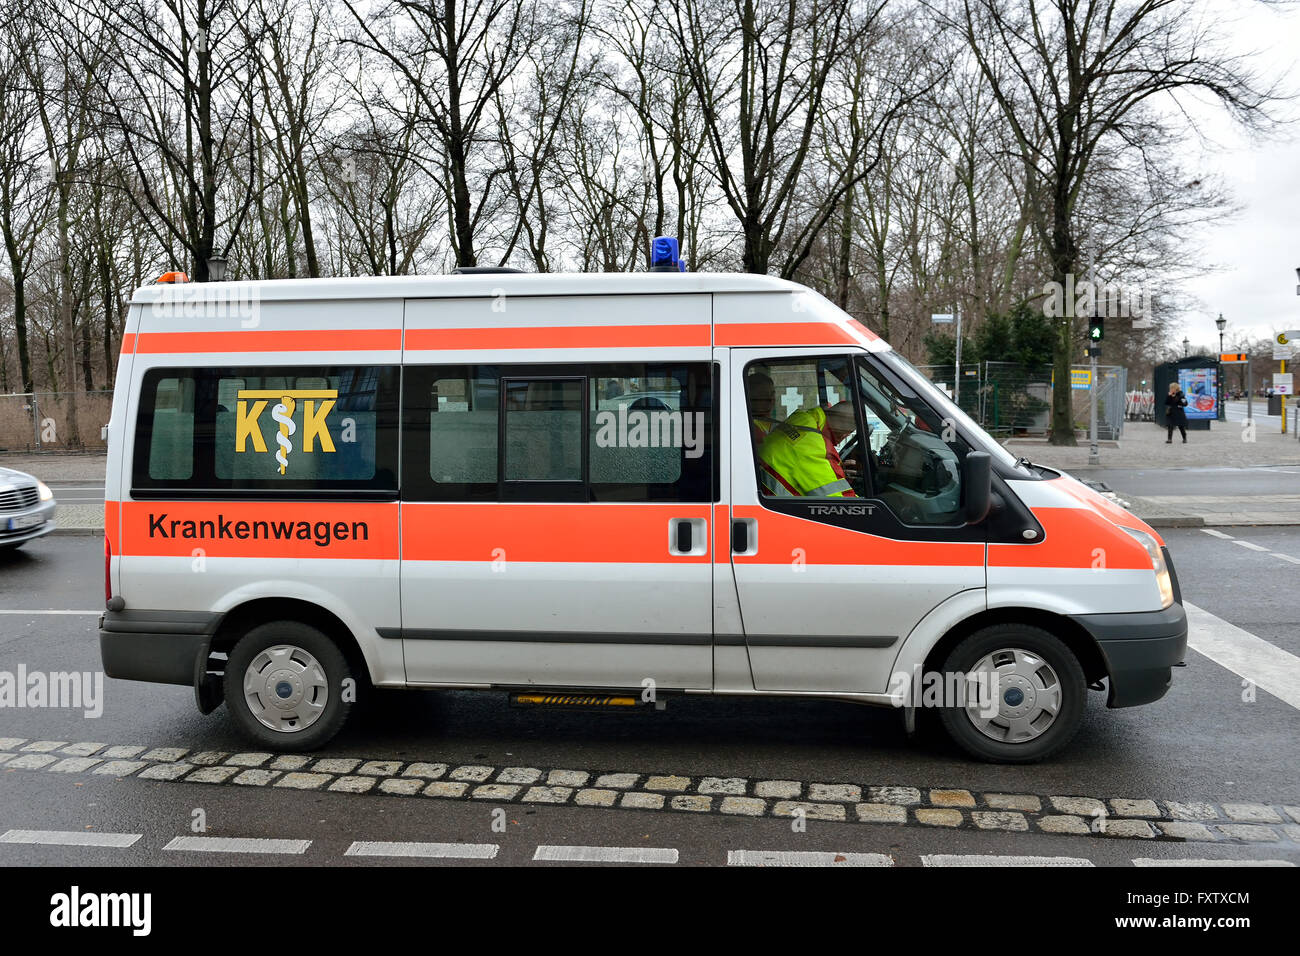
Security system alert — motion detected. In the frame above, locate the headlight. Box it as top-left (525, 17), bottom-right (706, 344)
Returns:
top-left (1122, 527), bottom-right (1173, 609)
top-left (37, 481), bottom-right (54, 501)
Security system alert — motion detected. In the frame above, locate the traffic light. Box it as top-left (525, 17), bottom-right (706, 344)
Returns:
top-left (1088, 317), bottom-right (1105, 342)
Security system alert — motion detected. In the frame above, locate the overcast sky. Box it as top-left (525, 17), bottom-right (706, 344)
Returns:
top-left (1178, 0), bottom-right (1300, 351)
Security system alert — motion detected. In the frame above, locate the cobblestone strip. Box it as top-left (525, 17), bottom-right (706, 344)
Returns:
top-left (3, 738), bottom-right (1296, 845)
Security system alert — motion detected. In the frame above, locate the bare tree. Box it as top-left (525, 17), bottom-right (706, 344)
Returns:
top-left (951, 0), bottom-right (1279, 443)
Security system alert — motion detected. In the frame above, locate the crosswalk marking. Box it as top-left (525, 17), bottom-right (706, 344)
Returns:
top-left (921, 854), bottom-right (1093, 867)
top-left (728, 850), bottom-right (893, 867)
top-left (345, 841), bottom-right (498, 859)
top-left (1185, 602), bottom-right (1300, 711)
top-left (533, 845), bottom-right (677, 864)
top-left (1132, 858), bottom-right (1295, 867)
top-left (163, 836), bottom-right (310, 854)
top-left (0, 829), bottom-right (141, 848)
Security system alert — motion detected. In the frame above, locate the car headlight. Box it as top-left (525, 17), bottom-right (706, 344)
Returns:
top-left (37, 481), bottom-right (54, 501)
top-left (1122, 527), bottom-right (1173, 609)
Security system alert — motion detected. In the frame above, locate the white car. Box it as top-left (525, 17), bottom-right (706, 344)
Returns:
top-left (0, 467), bottom-right (57, 551)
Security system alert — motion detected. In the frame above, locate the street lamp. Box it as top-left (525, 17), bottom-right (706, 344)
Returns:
top-left (207, 256), bottom-right (228, 282)
top-left (1182, 336), bottom-right (1190, 358)
top-left (1216, 314), bottom-right (1227, 421)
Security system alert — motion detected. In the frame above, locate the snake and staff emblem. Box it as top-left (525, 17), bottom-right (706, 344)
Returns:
top-left (271, 395), bottom-right (297, 474)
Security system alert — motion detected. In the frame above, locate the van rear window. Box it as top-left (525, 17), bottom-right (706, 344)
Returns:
top-left (132, 366), bottom-right (400, 496)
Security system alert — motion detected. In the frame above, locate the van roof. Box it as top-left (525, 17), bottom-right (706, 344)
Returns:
top-left (131, 271), bottom-right (804, 305)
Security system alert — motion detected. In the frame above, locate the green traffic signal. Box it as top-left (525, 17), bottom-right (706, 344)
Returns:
top-left (1088, 318), bottom-right (1104, 341)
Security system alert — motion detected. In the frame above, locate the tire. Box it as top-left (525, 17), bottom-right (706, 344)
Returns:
top-left (223, 621), bottom-right (352, 751)
top-left (937, 624), bottom-right (1086, 763)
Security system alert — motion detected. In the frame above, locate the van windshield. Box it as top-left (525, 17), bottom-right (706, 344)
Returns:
top-left (876, 350), bottom-right (1029, 475)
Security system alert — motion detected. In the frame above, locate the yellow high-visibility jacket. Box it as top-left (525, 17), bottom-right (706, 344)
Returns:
top-left (756, 406), bottom-right (856, 497)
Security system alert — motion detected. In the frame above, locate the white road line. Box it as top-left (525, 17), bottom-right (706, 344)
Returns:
top-left (533, 845), bottom-right (678, 864)
top-left (345, 841), bottom-right (499, 860)
top-left (163, 836), bottom-right (310, 855)
top-left (1200, 529), bottom-right (1235, 540)
top-left (1270, 552), bottom-right (1300, 565)
top-left (1232, 540), bottom-right (1271, 552)
top-left (921, 854), bottom-right (1093, 867)
top-left (1185, 602), bottom-right (1300, 711)
top-left (728, 850), bottom-right (894, 867)
top-left (0, 829), bottom-right (141, 848)
top-left (1132, 858), bottom-right (1295, 867)
top-left (0, 610), bottom-right (100, 615)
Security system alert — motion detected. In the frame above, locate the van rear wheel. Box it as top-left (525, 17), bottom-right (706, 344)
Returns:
top-left (223, 621), bottom-right (352, 751)
top-left (938, 624), bottom-right (1085, 763)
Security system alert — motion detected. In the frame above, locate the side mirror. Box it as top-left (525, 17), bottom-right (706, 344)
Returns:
top-left (963, 451), bottom-right (992, 524)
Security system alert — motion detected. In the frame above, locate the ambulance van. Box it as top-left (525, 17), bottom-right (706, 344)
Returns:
top-left (100, 266), bottom-right (1186, 762)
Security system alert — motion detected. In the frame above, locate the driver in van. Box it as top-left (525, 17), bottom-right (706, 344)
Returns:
top-left (756, 401), bottom-right (859, 497)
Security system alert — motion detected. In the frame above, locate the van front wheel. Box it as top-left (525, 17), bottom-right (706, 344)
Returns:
top-left (223, 621), bottom-right (352, 751)
top-left (938, 624), bottom-right (1086, 763)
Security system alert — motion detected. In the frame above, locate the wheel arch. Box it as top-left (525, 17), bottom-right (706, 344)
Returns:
top-left (922, 606), bottom-right (1108, 686)
top-left (205, 597), bottom-right (370, 687)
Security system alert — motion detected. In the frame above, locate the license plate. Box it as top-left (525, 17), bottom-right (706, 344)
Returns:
top-left (7, 514), bottom-right (43, 531)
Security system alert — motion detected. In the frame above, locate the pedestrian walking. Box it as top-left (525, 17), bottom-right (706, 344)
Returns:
top-left (1165, 382), bottom-right (1188, 443)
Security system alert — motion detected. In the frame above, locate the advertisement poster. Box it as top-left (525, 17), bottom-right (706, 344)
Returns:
top-left (1178, 368), bottom-right (1218, 419)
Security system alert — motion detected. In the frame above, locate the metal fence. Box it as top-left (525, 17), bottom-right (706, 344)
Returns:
top-left (0, 392), bottom-right (113, 452)
top-left (915, 362), bottom-right (1126, 440)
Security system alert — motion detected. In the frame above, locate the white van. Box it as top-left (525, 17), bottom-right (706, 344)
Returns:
top-left (100, 268), bottom-right (1186, 762)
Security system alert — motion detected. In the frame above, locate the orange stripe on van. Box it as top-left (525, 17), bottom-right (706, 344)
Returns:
top-left (713, 504), bottom-right (730, 558)
top-left (105, 500), bottom-right (120, 553)
top-left (714, 321), bottom-right (873, 347)
top-left (120, 501), bottom-right (398, 559)
top-left (1048, 477), bottom-right (1164, 545)
top-left (119, 333), bottom-right (135, 355)
top-left (133, 329), bottom-right (402, 354)
top-left (989, 506), bottom-right (1151, 570)
top-left (402, 503), bottom-right (711, 563)
top-left (731, 505), bottom-right (984, 567)
top-left (404, 324), bottom-right (711, 351)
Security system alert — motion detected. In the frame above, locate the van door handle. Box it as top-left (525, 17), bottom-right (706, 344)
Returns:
top-left (732, 517), bottom-right (758, 556)
top-left (677, 520), bottom-right (692, 553)
top-left (668, 518), bottom-right (706, 556)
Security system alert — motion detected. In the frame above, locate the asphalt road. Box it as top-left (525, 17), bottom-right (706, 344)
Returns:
top-left (2, 534), bottom-right (1297, 866)
top-left (1088, 464), bottom-right (1300, 498)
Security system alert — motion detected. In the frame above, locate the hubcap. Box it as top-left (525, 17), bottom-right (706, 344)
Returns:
top-left (242, 644), bottom-right (329, 733)
top-left (962, 647), bottom-right (1062, 744)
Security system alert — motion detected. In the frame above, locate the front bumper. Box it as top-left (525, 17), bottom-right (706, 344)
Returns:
top-left (1071, 602), bottom-right (1188, 708)
top-left (0, 499), bottom-right (56, 546)
top-left (99, 609), bottom-right (222, 686)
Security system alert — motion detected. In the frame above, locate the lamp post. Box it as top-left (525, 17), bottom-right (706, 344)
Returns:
top-left (1216, 314), bottom-right (1227, 421)
top-left (1182, 336), bottom-right (1190, 358)
top-left (207, 256), bottom-right (228, 282)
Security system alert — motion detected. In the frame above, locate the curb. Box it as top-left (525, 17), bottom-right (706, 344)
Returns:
top-left (1139, 515), bottom-right (1206, 528)
top-left (50, 527), bottom-right (103, 537)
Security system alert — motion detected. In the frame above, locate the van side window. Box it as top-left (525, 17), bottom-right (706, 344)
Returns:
top-left (503, 378), bottom-right (583, 483)
top-left (132, 366), bottom-right (399, 496)
top-left (404, 363), bottom-right (715, 503)
top-left (744, 356), bottom-right (866, 499)
top-left (146, 377), bottom-right (196, 480)
top-left (589, 364), bottom-right (712, 502)
top-left (855, 359), bottom-right (967, 526)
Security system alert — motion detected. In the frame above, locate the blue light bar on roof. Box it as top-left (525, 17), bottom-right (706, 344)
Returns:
top-left (649, 236), bottom-right (686, 272)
